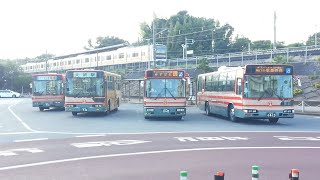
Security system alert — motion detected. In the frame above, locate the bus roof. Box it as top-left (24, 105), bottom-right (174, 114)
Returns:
top-left (32, 73), bottom-right (64, 77)
top-left (145, 69), bottom-right (186, 78)
top-left (198, 64), bottom-right (293, 77)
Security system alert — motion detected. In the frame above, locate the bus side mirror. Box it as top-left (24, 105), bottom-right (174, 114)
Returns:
top-left (201, 88), bottom-right (204, 93)
top-left (140, 81), bottom-right (144, 87)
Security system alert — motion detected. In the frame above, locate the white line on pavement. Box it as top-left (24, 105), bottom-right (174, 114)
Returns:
top-left (14, 138), bottom-right (49, 143)
top-left (0, 146), bottom-right (320, 171)
top-left (1, 130), bottom-right (320, 136)
top-left (7, 101), bottom-right (38, 132)
top-left (75, 134), bottom-right (106, 138)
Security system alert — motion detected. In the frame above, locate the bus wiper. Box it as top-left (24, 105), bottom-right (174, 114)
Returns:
top-left (271, 87), bottom-right (284, 101)
top-left (257, 91), bottom-right (266, 101)
top-left (166, 88), bottom-right (176, 100)
top-left (155, 88), bottom-right (165, 100)
top-left (74, 90), bottom-right (84, 97)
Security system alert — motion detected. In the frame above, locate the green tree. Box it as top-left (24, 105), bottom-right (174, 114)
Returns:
top-left (85, 36), bottom-right (129, 49)
top-left (138, 11), bottom-right (234, 58)
top-left (213, 23), bottom-right (234, 54)
top-left (275, 41), bottom-right (285, 49)
top-left (231, 35), bottom-right (251, 52)
top-left (197, 58), bottom-right (213, 73)
top-left (287, 42), bottom-right (305, 47)
top-left (271, 55), bottom-right (289, 64)
top-left (306, 32), bottom-right (320, 46)
top-left (0, 61), bottom-right (31, 92)
top-left (251, 40), bottom-right (272, 50)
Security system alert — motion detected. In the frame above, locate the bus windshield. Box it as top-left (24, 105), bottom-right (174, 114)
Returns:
top-left (244, 75), bottom-right (293, 99)
top-left (33, 80), bottom-right (63, 95)
top-left (66, 77), bottom-right (104, 97)
top-left (145, 79), bottom-right (185, 98)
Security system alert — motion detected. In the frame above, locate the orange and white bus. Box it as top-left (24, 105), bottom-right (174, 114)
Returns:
top-left (143, 69), bottom-right (188, 119)
top-left (32, 73), bottom-right (65, 111)
top-left (64, 70), bottom-right (121, 116)
top-left (197, 64), bottom-right (294, 123)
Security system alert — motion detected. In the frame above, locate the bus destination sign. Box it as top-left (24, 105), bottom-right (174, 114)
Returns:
top-left (36, 76), bottom-right (58, 81)
top-left (246, 65), bottom-right (293, 75)
top-left (146, 70), bottom-right (185, 78)
top-left (73, 72), bottom-right (97, 78)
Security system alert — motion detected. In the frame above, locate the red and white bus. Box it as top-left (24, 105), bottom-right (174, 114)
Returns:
top-left (143, 69), bottom-right (188, 119)
top-left (32, 73), bottom-right (65, 111)
top-left (197, 64), bottom-right (294, 123)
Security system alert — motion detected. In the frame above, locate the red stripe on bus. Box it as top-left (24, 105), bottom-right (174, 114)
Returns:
top-left (65, 102), bottom-right (105, 104)
top-left (145, 102), bottom-right (185, 104)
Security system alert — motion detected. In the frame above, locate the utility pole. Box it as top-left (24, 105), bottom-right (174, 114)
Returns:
top-left (45, 49), bottom-right (48, 73)
top-left (273, 11), bottom-right (277, 50)
top-left (147, 39), bottom-right (151, 69)
top-left (315, 25), bottom-right (318, 47)
top-left (152, 19), bottom-right (156, 69)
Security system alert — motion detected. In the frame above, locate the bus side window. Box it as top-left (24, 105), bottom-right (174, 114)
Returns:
top-left (236, 78), bottom-right (242, 95)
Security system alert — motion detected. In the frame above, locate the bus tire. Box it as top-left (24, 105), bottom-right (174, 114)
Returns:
top-left (72, 112), bottom-right (77, 116)
top-left (228, 104), bottom-right (237, 122)
top-left (205, 102), bottom-right (211, 116)
top-left (106, 100), bottom-right (111, 115)
top-left (269, 118), bottom-right (279, 123)
top-left (114, 98), bottom-right (119, 111)
top-left (144, 116), bottom-right (150, 119)
top-left (39, 107), bottom-right (44, 111)
top-left (176, 116), bottom-right (183, 120)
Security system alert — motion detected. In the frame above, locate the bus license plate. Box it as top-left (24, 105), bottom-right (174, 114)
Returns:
top-left (267, 113), bottom-right (276, 117)
top-left (163, 109), bottom-right (169, 113)
top-left (81, 108), bottom-right (88, 112)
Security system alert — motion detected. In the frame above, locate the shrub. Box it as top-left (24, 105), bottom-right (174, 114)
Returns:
top-left (314, 82), bottom-right (320, 88)
top-left (293, 88), bottom-right (303, 96)
top-left (309, 75), bottom-right (319, 80)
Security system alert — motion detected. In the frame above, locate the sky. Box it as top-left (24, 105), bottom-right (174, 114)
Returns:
top-left (0, 0), bottom-right (318, 59)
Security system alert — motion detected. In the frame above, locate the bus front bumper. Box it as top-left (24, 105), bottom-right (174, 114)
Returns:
top-left (33, 101), bottom-right (64, 108)
top-left (236, 109), bottom-right (294, 119)
top-left (65, 104), bottom-right (107, 113)
top-left (144, 107), bottom-right (186, 117)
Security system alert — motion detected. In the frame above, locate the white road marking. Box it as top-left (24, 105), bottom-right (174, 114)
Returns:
top-left (274, 136), bottom-right (320, 141)
top-left (0, 146), bottom-right (319, 170)
top-left (0, 148), bottom-right (43, 157)
top-left (105, 131), bottom-right (320, 134)
top-left (7, 101), bottom-right (38, 132)
top-left (71, 140), bottom-right (150, 148)
top-left (1, 131), bottom-right (320, 136)
top-left (14, 138), bottom-right (49, 143)
top-left (75, 134), bottom-right (106, 138)
top-left (175, 136), bottom-right (249, 142)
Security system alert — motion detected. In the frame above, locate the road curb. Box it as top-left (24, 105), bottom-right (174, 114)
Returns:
top-left (295, 112), bottom-right (320, 116)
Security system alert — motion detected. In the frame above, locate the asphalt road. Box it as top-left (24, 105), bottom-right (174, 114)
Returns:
top-left (0, 98), bottom-right (320, 179)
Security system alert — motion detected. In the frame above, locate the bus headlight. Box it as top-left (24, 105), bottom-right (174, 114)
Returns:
top-left (176, 108), bottom-right (185, 112)
top-left (146, 108), bottom-right (154, 112)
top-left (66, 104), bottom-right (75, 107)
top-left (244, 109), bottom-right (258, 113)
top-left (93, 104), bottom-right (102, 107)
top-left (283, 109), bottom-right (294, 113)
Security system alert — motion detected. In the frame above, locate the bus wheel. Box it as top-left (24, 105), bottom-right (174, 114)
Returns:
top-left (144, 116), bottom-right (150, 119)
top-left (72, 112), bottom-right (78, 116)
top-left (269, 118), bottom-right (279, 123)
top-left (106, 101), bottom-right (111, 115)
top-left (176, 116), bottom-right (182, 120)
top-left (39, 107), bottom-right (44, 111)
top-left (228, 105), bottom-right (237, 122)
top-left (205, 102), bottom-right (211, 116)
